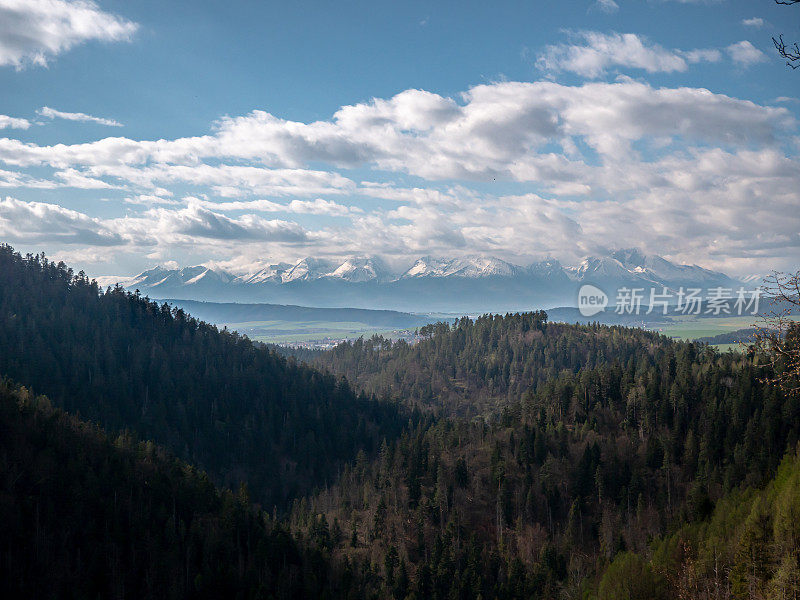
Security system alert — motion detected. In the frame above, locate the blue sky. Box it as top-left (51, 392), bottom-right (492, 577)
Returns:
top-left (0, 0), bottom-right (798, 277)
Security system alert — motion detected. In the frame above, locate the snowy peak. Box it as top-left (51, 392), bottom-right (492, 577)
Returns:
top-left (281, 258), bottom-right (337, 283)
top-left (575, 256), bottom-right (637, 281)
top-left (97, 265), bottom-right (235, 290)
top-left (445, 256), bottom-right (521, 278)
top-left (528, 259), bottom-right (566, 278)
top-left (147, 266), bottom-right (234, 288)
top-left (610, 248), bottom-right (647, 267)
top-left (609, 248), bottom-right (736, 286)
top-left (402, 256), bottom-right (450, 278)
top-left (239, 263), bottom-right (292, 285)
top-left (577, 249), bottom-right (740, 288)
top-left (183, 268), bottom-right (234, 286)
top-left (401, 256), bottom-right (520, 279)
top-left (96, 249), bottom-right (748, 311)
top-left (328, 257), bottom-right (391, 283)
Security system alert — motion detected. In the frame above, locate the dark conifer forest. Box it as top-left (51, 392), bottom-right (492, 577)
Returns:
top-left (0, 246), bottom-right (406, 510)
top-left (1, 243), bottom-right (799, 599)
top-left (0, 381), bottom-right (338, 599)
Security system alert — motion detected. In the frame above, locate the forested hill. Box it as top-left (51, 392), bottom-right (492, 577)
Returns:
top-left (0, 245), bottom-right (407, 509)
top-left (596, 447), bottom-right (800, 599)
top-left (287, 314), bottom-right (800, 598)
top-left (4, 242), bottom-right (798, 598)
top-left (311, 312), bottom-right (676, 416)
top-left (0, 380), bottom-right (344, 599)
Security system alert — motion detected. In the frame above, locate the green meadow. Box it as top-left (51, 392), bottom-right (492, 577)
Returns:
top-left (655, 315), bottom-right (760, 341)
top-left (221, 319), bottom-right (414, 344)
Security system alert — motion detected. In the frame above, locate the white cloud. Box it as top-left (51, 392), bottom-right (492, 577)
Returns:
top-left (727, 40), bottom-right (768, 67)
top-left (0, 196), bottom-right (123, 245)
top-left (0, 166), bottom-right (116, 189)
top-left (0, 114), bottom-right (30, 129)
top-left (199, 197), bottom-right (360, 216)
top-left (123, 194), bottom-right (181, 207)
top-left (0, 168), bottom-right (59, 188)
top-left (593, 0), bottom-right (619, 14)
top-left (143, 202), bottom-right (310, 242)
top-left (50, 247), bottom-right (118, 265)
top-left (0, 80), bottom-right (796, 274)
top-left (38, 106), bottom-right (123, 127)
top-left (538, 31), bottom-right (770, 77)
top-left (682, 48), bottom-right (722, 63)
top-left (54, 167), bottom-right (117, 188)
top-left (0, 0), bottom-right (138, 68)
top-left (0, 81), bottom-right (789, 181)
top-left (537, 31), bottom-right (692, 78)
top-left (87, 164), bottom-right (357, 198)
top-left (741, 17), bottom-right (765, 28)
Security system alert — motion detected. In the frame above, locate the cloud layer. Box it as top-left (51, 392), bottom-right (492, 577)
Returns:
top-left (38, 106), bottom-right (123, 127)
top-left (0, 114), bottom-right (30, 129)
top-left (536, 31), bottom-right (765, 78)
top-left (0, 80), bottom-right (797, 275)
top-left (0, 0), bottom-right (137, 68)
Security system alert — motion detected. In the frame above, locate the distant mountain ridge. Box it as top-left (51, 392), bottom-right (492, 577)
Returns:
top-left (95, 250), bottom-right (750, 313)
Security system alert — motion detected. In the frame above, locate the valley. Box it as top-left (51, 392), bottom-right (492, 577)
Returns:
top-left (2, 244), bottom-right (798, 598)
top-left (3, 0), bottom-right (799, 597)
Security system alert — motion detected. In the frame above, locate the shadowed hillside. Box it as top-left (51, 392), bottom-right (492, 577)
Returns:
top-left (0, 245), bottom-right (408, 509)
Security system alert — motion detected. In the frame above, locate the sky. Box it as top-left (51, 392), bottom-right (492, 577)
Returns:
top-left (0, 0), bottom-right (798, 278)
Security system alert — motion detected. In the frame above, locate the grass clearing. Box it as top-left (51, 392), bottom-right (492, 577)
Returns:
top-left (654, 315), bottom-right (760, 341)
top-left (220, 319), bottom-right (416, 344)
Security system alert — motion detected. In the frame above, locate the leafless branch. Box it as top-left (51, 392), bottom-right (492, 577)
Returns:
top-left (773, 35), bottom-right (800, 68)
top-left (752, 271), bottom-right (800, 397)
top-left (774, 0), bottom-right (800, 69)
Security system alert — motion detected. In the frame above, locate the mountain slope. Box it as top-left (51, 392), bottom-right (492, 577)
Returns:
top-left (96, 251), bottom-right (745, 312)
top-left (329, 256), bottom-right (393, 282)
top-left (597, 449), bottom-right (800, 599)
top-left (401, 255), bottom-right (522, 279)
top-left (162, 299), bottom-right (437, 330)
top-left (291, 314), bottom-right (795, 599)
top-left (310, 312), bottom-right (669, 416)
top-left (0, 381), bottom-right (341, 599)
top-left (0, 245), bottom-right (406, 509)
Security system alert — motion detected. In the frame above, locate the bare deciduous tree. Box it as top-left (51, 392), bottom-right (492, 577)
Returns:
top-left (773, 0), bottom-right (800, 69)
top-left (753, 271), bottom-right (800, 397)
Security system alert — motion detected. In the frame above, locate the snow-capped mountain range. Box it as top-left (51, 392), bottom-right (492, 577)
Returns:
top-left (95, 250), bottom-right (751, 313)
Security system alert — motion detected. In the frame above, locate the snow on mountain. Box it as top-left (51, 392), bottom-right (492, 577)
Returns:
top-left (401, 256), bottom-right (520, 279)
top-left (95, 266), bottom-right (235, 290)
top-left (328, 257), bottom-right (391, 282)
top-left (444, 256), bottom-right (521, 278)
top-left (575, 256), bottom-right (641, 282)
top-left (281, 258), bottom-right (337, 283)
top-left (610, 249), bottom-right (730, 286)
top-left (527, 259), bottom-right (565, 278)
top-left (237, 263), bottom-right (292, 285)
top-left (95, 265), bottom-right (180, 290)
top-left (94, 250), bottom-right (748, 313)
top-left (94, 274), bottom-right (139, 289)
top-left (571, 249), bottom-right (743, 289)
top-left (401, 256), bottom-right (450, 278)
top-left (128, 266), bottom-right (174, 288)
top-left (183, 267), bottom-right (235, 286)
top-left (144, 266), bottom-right (233, 288)
top-left (739, 274), bottom-right (765, 286)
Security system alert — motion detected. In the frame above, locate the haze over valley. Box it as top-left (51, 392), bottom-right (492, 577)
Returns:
top-left (97, 248), bottom-right (747, 312)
